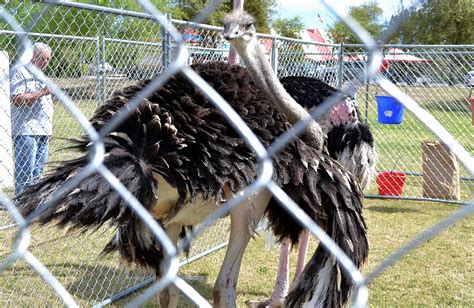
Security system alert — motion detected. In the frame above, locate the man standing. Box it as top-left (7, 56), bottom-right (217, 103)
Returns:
top-left (10, 42), bottom-right (53, 196)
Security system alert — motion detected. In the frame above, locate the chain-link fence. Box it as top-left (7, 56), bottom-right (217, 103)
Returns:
top-left (0, 3), bottom-right (234, 306)
top-left (1, 0), bottom-right (473, 307)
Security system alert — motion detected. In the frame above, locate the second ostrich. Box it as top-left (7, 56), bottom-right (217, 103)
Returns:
top-left (224, 9), bottom-right (369, 307)
top-left (256, 76), bottom-right (375, 307)
top-left (17, 9), bottom-right (368, 308)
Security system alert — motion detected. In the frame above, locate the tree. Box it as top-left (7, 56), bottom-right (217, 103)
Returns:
top-left (390, 0), bottom-right (473, 44)
top-left (243, 0), bottom-right (276, 33)
top-left (169, 0), bottom-right (276, 33)
top-left (1, 0), bottom-right (163, 76)
top-left (272, 17), bottom-right (304, 39)
top-left (328, 2), bottom-right (384, 44)
top-left (1, 0), bottom-right (278, 76)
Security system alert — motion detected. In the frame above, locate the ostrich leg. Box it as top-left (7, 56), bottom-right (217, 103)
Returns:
top-left (294, 229), bottom-right (310, 279)
top-left (251, 229), bottom-right (310, 308)
top-left (213, 187), bottom-right (272, 307)
top-left (250, 239), bottom-right (290, 308)
top-left (158, 223), bottom-right (183, 308)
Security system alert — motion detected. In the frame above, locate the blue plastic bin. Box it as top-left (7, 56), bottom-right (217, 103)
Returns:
top-left (376, 95), bottom-right (405, 124)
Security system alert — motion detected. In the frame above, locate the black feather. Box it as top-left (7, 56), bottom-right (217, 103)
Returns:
top-left (17, 64), bottom-right (369, 306)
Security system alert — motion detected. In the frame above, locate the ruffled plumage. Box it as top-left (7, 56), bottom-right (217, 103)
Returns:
top-left (17, 63), bottom-right (368, 306)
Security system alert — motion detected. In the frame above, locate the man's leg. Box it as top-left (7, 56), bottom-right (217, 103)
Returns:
top-left (32, 135), bottom-right (50, 181)
top-left (13, 135), bottom-right (35, 196)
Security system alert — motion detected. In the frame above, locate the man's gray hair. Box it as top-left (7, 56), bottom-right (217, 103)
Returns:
top-left (33, 42), bottom-right (52, 57)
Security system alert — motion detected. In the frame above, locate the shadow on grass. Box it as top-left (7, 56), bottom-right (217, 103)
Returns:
top-left (180, 276), bottom-right (214, 305)
top-left (367, 205), bottom-right (419, 214)
top-left (178, 276), bottom-right (271, 307)
top-left (112, 273), bottom-right (215, 306)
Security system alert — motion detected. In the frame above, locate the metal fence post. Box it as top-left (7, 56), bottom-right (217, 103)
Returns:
top-left (364, 49), bottom-right (369, 124)
top-left (271, 36), bottom-right (278, 73)
top-left (337, 43), bottom-right (344, 89)
top-left (161, 13), bottom-right (171, 69)
top-left (101, 35), bottom-right (107, 105)
top-left (94, 36), bottom-right (101, 108)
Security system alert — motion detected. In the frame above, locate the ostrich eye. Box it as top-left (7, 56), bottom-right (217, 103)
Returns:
top-left (245, 23), bottom-right (253, 30)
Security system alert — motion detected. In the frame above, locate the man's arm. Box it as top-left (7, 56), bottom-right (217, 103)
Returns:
top-left (11, 87), bottom-right (52, 107)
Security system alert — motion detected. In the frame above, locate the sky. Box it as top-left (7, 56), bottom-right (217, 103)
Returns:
top-left (276, 0), bottom-right (414, 30)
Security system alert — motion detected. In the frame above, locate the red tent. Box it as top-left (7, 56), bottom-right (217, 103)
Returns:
top-left (301, 28), bottom-right (335, 62)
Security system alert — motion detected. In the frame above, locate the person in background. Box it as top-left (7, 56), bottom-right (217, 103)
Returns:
top-left (10, 42), bottom-right (53, 196)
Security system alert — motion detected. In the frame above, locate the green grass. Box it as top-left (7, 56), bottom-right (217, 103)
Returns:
top-left (150, 199), bottom-right (473, 307)
top-left (1, 199), bottom-right (472, 306)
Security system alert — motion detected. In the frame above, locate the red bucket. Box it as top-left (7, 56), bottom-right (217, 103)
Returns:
top-left (470, 98), bottom-right (474, 125)
top-left (376, 171), bottom-right (407, 196)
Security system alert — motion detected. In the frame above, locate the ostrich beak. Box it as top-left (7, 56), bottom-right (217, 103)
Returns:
top-left (222, 26), bottom-right (241, 41)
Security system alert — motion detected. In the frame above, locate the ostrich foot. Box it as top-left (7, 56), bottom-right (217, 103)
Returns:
top-left (247, 239), bottom-right (290, 308)
top-left (247, 296), bottom-right (284, 308)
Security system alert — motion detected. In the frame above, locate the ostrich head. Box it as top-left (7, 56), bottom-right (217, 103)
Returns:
top-left (222, 10), bottom-right (256, 43)
top-left (221, 9), bottom-right (325, 151)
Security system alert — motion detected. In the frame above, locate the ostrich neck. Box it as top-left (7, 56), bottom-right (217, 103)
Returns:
top-left (234, 38), bottom-right (323, 150)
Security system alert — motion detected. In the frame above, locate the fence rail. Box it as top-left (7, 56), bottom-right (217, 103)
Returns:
top-left (0, 0), bottom-right (473, 306)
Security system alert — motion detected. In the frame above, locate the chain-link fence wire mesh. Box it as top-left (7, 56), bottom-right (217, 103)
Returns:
top-left (0, 0), bottom-right (473, 306)
top-left (0, 2), bottom-right (234, 306)
top-left (331, 45), bottom-right (474, 202)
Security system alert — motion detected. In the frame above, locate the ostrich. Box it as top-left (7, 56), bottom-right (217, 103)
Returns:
top-left (223, 9), bottom-right (374, 306)
top-left (17, 9), bottom-right (368, 308)
top-left (256, 76), bottom-right (375, 307)
top-left (280, 76), bottom-right (375, 189)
